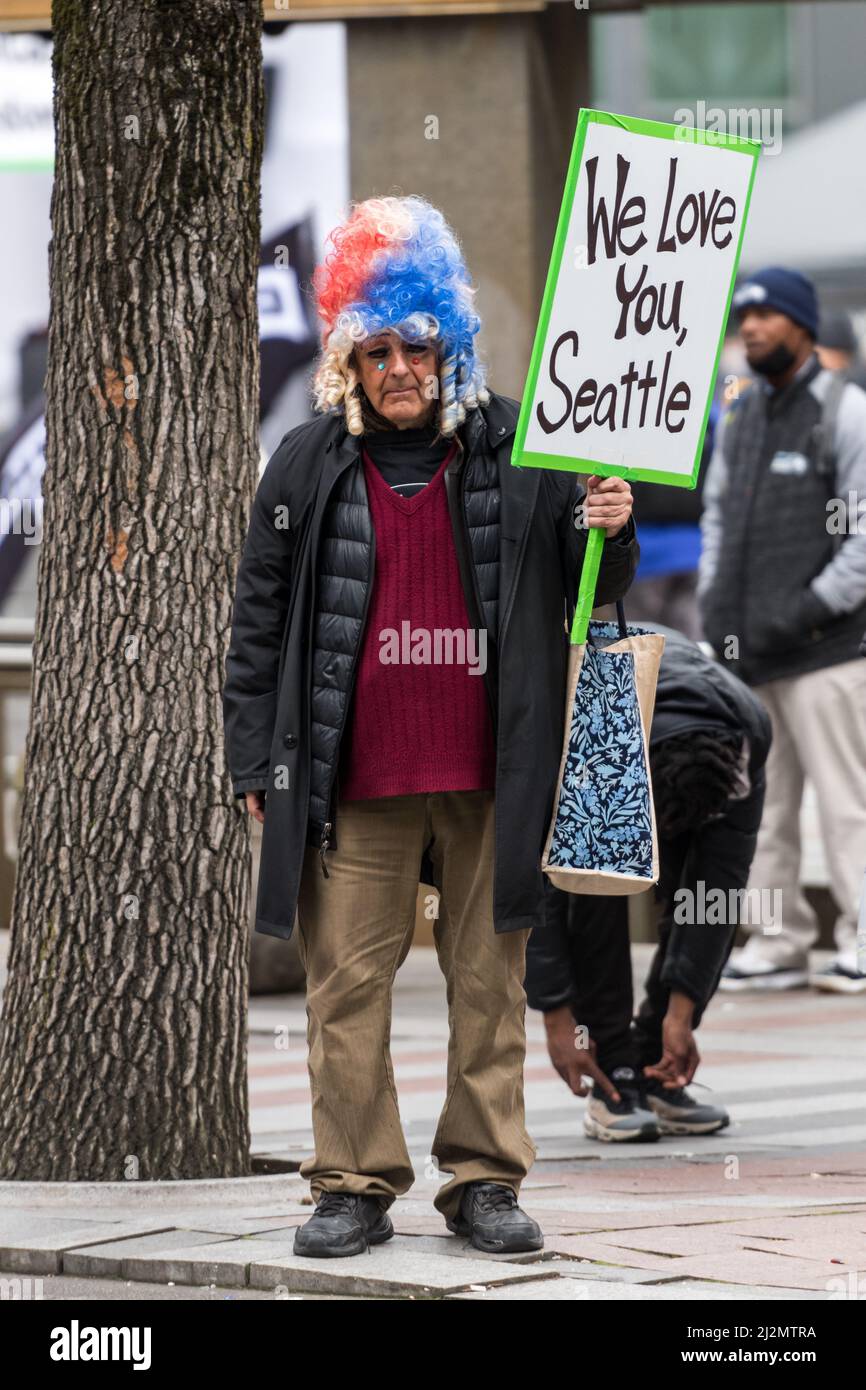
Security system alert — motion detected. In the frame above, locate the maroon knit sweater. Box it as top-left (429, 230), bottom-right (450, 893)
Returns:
top-left (338, 443), bottom-right (496, 801)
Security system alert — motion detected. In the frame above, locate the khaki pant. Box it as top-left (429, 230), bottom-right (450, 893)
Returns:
top-left (295, 790), bottom-right (536, 1224)
top-left (740, 658), bottom-right (866, 966)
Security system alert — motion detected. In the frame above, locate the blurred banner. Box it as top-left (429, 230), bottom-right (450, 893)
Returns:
top-left (0, 219), bottom-right (319, 608)
top-left (259, 217), bottom-right (318, 418)
top-left (0, 30), bottom-right (52, 168)
top-left (0, 395), bottom-right (43, 607)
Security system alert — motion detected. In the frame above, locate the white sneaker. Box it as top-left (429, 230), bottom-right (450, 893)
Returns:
top-left (810, 953), bottom-right (866, 994)
top-left (719, 948), bottom-right (809, 992)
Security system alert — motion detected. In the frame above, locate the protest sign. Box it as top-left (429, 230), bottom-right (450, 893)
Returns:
top-left (512, 107), bottom-right (760, 639)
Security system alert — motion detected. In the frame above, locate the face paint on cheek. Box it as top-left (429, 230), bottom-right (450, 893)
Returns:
top-left (377, 362), bottom-right (385, 371)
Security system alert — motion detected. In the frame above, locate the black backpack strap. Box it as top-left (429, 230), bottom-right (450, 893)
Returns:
top-left (811, 370), bottom-right (846, 481)
top-left (810, 370), bottom-right (848, 555)
top-left (722, 382), bottom-right (762, 464)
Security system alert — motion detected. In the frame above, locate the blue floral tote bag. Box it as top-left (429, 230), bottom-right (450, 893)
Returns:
top-left (542, 602), bottom-right (665, 895)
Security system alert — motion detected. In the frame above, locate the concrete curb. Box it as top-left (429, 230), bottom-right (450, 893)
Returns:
top-left (0, 1173), bottom-right (305, 1210)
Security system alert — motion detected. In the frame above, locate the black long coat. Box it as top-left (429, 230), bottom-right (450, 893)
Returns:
top-left (222, 391), bottom-right (639, 940)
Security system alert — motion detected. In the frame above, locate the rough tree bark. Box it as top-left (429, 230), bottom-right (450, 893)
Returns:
top-left (0, 0), bottom-right (264, 1179)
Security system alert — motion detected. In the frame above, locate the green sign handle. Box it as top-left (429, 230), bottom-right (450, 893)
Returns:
top-left (570, 525), bottom-right (605, 645)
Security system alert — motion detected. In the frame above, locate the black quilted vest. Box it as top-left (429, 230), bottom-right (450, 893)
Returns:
top-left (307, 434), bottom-right (501, 838)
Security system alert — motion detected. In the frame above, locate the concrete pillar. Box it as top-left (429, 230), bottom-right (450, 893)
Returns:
top-left (347, 8), bottom-right (590, 400)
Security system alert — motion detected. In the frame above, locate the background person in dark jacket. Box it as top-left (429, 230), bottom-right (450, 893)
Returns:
top-left (816, 309), bottom-right (866, 391)
top-left (222, 195), bottom-right (638, 1258)
top-left (526, 626), bottom-right (771, 1142)
top-left (698, 267), bottom-right (866, 994)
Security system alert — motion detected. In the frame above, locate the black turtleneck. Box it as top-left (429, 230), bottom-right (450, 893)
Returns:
top-left (362, 425), bottom-right (455, 499)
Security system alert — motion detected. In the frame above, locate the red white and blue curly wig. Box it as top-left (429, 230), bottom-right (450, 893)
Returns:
top-left (311, 195), bottom-right (489, 437)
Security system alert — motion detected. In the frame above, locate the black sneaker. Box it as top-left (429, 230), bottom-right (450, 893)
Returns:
top-left (644, 1077), bottom-right (730, 1135)
top-left (293, 1192), bottom-right (394, 1258)
top-left (445, 1181), bottom-right (543, 1254)
top-left (583, 1066), bottom-right (660, 1142)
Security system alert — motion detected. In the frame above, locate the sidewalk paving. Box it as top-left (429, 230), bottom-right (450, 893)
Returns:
top-left (1, 941), bottom-right (864, 1300)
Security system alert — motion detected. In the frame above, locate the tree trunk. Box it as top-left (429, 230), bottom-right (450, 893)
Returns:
top-left (0, 0), bottom-right (264, 1180)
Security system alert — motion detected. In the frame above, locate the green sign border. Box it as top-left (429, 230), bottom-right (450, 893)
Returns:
top-left (511, 107), bottom-right (761, 489)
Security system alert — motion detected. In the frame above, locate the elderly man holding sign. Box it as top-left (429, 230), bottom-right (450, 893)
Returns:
top-left (223, 193), bottom-right (636, 1258)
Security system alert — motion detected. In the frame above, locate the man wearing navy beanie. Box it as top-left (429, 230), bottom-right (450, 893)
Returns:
top-left (698, 266), bottom-right (866, 993)
top-left (730, 266), bottom-right (820, 345)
